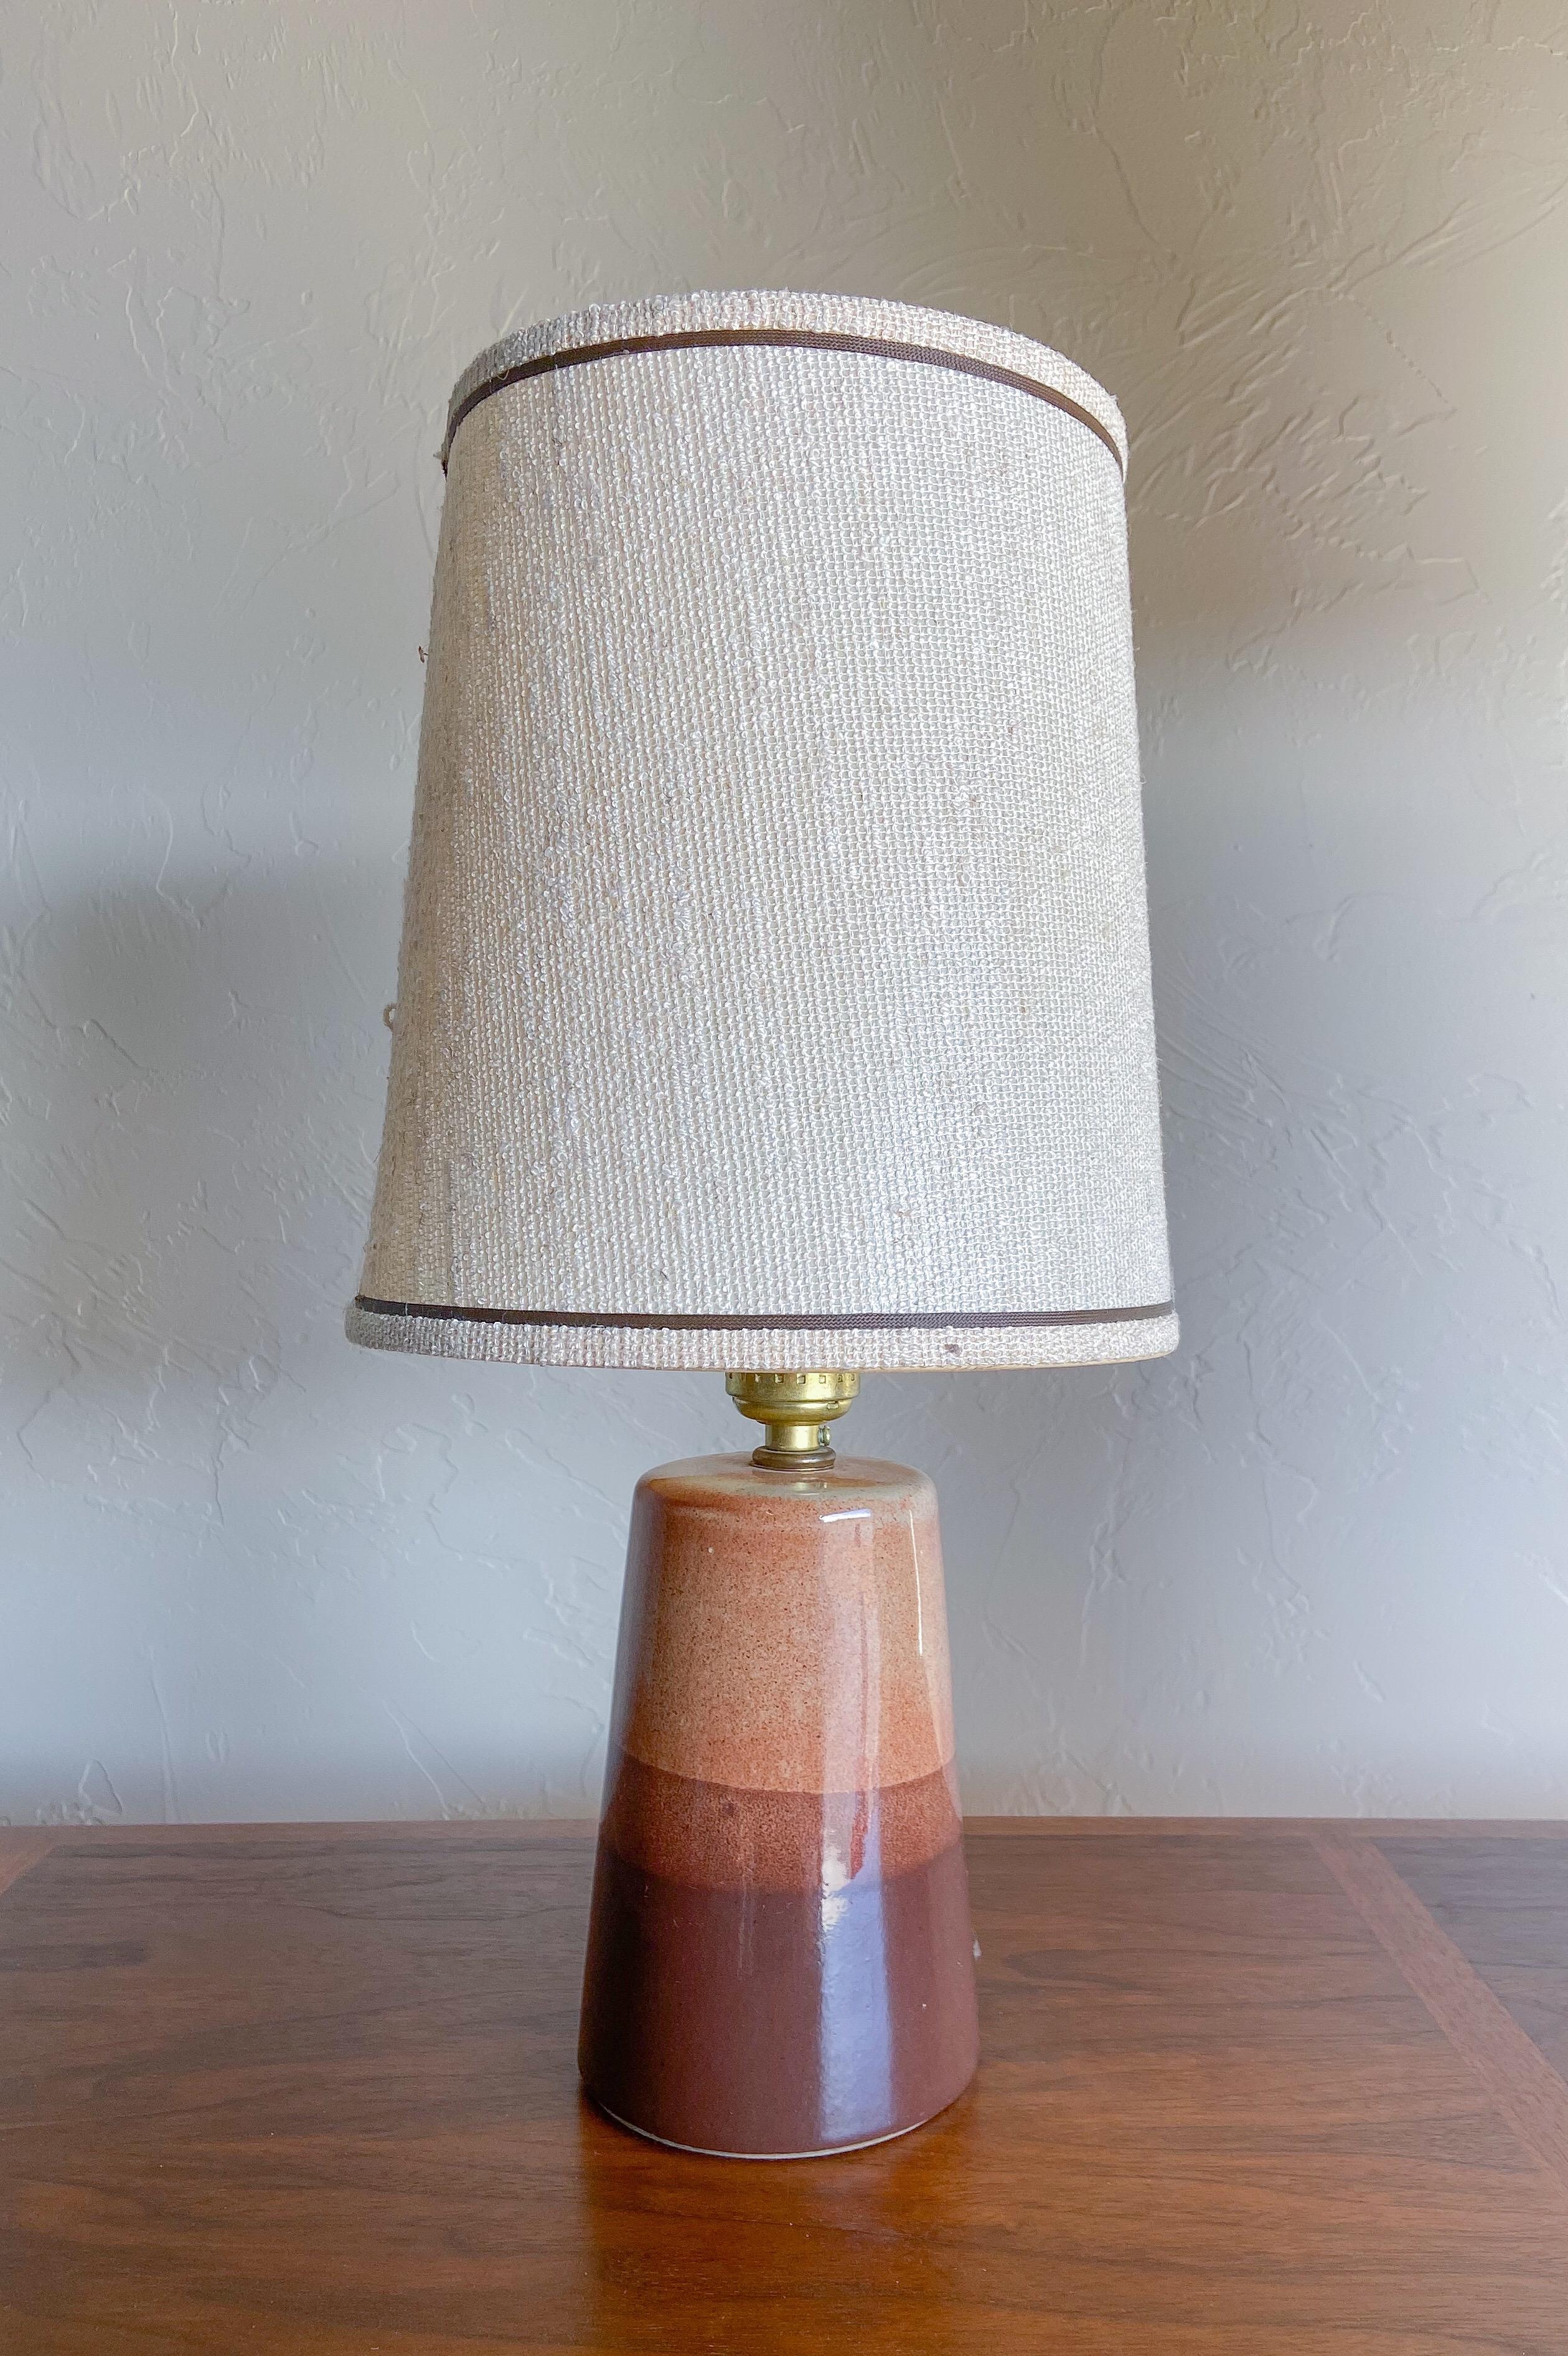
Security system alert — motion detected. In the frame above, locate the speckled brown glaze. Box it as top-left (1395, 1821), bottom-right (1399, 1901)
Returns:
top-left (578, 1454), bottom-right (979, 2157)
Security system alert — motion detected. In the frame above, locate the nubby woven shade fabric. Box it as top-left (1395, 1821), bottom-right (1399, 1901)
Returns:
top-left (348, 290), bottom-right (1176, 1372)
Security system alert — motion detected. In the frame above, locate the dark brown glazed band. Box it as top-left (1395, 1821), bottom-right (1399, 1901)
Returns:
top-left (442, 326), bottom-right (1125, 474)
top-left (580, 1829), bottom-right (978, 2156)
top-left (354, 1294), bottom-right (1173, 1332)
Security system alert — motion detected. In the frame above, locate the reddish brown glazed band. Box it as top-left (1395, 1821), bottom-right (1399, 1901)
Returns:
top-left (599, 1753), bottom-right (963, 1893)
top-left (354, 1294), bottom-right (1173, 1332)
top-left (442, 327), bottom-right (1126, 475)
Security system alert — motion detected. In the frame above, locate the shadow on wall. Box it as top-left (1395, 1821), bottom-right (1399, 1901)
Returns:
top-left (0, 858), bottom-right (697, 1821)
top-left (2, 860), bottom-right (390, 1479)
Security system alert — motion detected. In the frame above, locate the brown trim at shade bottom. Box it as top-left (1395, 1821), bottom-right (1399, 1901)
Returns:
top-left (443, 327), bottom-right (1125, 474)
top-left (352, 1296), bottom-right (1173, 1334)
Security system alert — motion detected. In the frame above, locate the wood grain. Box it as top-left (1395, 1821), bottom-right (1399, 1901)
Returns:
top-left (0, 1829), bottom-right (54, 1900)
top-left (2, 1822), bottom-right (1566, 2352)
top-left (1374, 1834), bottom-right (1568, 2126)
top-left (1312, 1827), bottom-right (1568, 2196)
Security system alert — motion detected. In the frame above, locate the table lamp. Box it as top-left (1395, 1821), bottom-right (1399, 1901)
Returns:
top-left (348, 291), bottom-right (1176, 2159)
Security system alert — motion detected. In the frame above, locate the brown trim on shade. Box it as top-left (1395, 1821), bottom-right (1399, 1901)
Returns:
top-left (353, 1296), bottom-right (1173, 1334)
top-left (442, 327), bottom-right (1126, 475)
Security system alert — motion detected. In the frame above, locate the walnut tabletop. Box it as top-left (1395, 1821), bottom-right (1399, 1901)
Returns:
top-left (4, 1821), bottom-right (1568, 2352)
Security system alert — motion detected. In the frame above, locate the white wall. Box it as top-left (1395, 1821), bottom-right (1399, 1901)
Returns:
top-left (3, 2), bottom-right (1565, 1825)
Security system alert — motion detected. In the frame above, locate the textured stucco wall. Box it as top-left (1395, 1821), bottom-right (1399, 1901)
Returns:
top-left (3, 2), bottom-right (1565, 1824)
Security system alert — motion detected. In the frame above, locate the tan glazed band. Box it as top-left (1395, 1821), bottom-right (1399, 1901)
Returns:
top-left (353, 1296), bottom-right (1174, 1332)
top-left (441, 327), bottom-right (1129, 474)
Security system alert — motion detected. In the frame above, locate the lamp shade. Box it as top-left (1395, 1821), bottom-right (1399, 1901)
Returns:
top-left (347, 291), bottom-right (1176, 1372)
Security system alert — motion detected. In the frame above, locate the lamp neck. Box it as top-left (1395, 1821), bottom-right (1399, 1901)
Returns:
top-left (725, 1370), bottom-right (860, 1469)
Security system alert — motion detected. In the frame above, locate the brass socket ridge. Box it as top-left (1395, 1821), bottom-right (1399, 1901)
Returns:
top-left (726, 1370), bottom-right (860, 1468)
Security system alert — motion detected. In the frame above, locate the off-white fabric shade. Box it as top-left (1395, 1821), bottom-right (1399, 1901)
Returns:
top-left (347, 290), bottom-right (1176, 1372)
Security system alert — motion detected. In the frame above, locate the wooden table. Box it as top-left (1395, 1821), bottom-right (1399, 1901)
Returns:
top-left (4, 1820), bottom-right (1567, 2352)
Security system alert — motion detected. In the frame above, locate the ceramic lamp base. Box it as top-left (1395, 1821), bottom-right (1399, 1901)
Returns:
top-left (578, 1452), bottom-right (979, 2159)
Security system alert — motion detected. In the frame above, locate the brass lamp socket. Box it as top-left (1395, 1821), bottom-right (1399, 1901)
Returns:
top-left (726, 1370), bottom-right (860, 1468)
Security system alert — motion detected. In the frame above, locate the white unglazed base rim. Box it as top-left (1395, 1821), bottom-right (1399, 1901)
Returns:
top-left (589, 2089), bottom-right (967, 2162)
